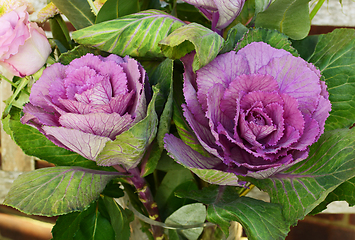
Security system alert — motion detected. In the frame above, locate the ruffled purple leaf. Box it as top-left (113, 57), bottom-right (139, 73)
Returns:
top-left (164, 134), bottom-right (241, 185)
top-left (181, 0), bottom-right (245, 29)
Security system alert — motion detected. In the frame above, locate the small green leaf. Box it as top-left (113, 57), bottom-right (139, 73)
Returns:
top-left (3, 166), bottom-right (124, 216)
top-left (74, 201), bottom-right (115, 240)
top-left (51, 0), bottom-right (96, 30)
top-left (101, 196), bottom-right (134, 240)
top-left (165, 203), bottom-right (207, 240)
top-left (96, 0), bottom-right (140, 23)
top-left (308, 28), bottom-right (355, 130)
top-left (235, 28), bottom-right (299, 56)
top-left (255, 0), bottom-right (311, 40)
top-left (220, 23), bottom-right (248, 54)
top-left (73, 10), bottom-right (185, 58)
top-left (160, 23), bottom-right (225, 71)
top-left (52, 201), bottom-right (97, 240)
top-left (97, 86), bottom-right (159, 169)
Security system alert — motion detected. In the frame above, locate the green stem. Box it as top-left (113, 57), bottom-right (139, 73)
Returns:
top-left (2, 76), bottom-right (29, 118)
top-left (310, 0), bottom-right (326, 20)
top-left (0, 74), bottom-right (16, 88)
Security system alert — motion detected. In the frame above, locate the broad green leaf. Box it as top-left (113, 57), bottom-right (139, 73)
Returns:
top-left (178, 186), bottom-right (289, 240)
top-left (255, 0), bottom-right (311, 40)
top-left (155, 169), bottom-right (195, 214)
top-left (291, 35), bottom-right (319, 61)
top-left (139, 0), bottom-right (161, 10)
top-left (9, 119), bottom-right (112, 171)
top-left (160, 23), bottom-right (225, 71)
top-left (235, 28), bottom-right (299, 56)
top-left (72, 10), bottom-right (185, 58)
top-left (175, 2), bottom-right (211, 28)
top-left (96, 0), bottom-right (140, 23)
top-left (74, 200), bottom-right (115, 240)
top-left (208, 198), bottom-right (289, 240)
top-left (142, 59), bottom-right (174, 176)
top-left (165, 203), bottom-right (207, 240)
top-left (250, 128), bottom-right (355, 226)
top-left (308, 28), bottom-right (355, 130)
top-left (311, 177), bottom-right (355, 214)
top-left (101, 196), bottom-right (134, 240)
top-left (51, 0), bottom-right (95, 30)
top-left (96, 86), bottom-right (159, 168)
top-left (163, 181), bottom-right (199, 220)
top-left (3, 166), bottom-right (124, 216)
top-left (49, 14), bottom-right (72, 52)
top-left (52, 201), bottom-right (97, 240)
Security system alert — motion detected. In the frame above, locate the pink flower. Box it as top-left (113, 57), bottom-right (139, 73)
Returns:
top-left (0, 6), bottom-right (51, 79)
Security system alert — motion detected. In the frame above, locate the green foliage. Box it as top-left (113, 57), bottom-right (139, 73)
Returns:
top-left (155, 168), bottom-right (197, 219)
top-left (236, 28), bottom-right (299, 56)
top-left (178, 186), bottom-right (289, 240)
top-left (311, 177), bottom-right (355, 214)
top-left (49, 14), bottom-right (73, 53)
top-left (250, 128), bottom-right (355, 225)
top-left (255, 0), bottom-right (311, 40)
top-left (220, 23), bottom-right (248, 54)
top-left (160, 23), bottom-right (225, 71)
top-left (142, 59), bottom-right (174, 176)
top-left (52, 197), bottom-right (133, 240)
top-left (308, 29), bottom-right (355, 130)
top-left (72, 10), bottom-right (185, 58)
top-left (96, 0), bottom-right (140, 23)
top-left (3, 167), bottom-right (123, 216)
top-left (165, 203), bottom-right (207, 240)
top-left (175, 2), bottom-right (211, 27)
top-left (58, 45), bottom-right (107, 65)
top-left (291, 35), bottom-right (319, 61)
top-left (51, 0), bottom-right (95, 30)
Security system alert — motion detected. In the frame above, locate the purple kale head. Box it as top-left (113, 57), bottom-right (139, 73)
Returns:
top-left (22, 53), bottom-right (149, 165)
top-left (181, 0), bottom-right (245, 30)
top-left (165, 42), bottom-right (331, 180)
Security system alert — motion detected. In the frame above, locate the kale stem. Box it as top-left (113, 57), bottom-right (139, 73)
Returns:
top-left (127, 167), bottom-right (165, 240)
top-left (310, 0), bottom-right (326, 20)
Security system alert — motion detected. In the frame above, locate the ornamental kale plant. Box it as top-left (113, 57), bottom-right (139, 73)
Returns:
top-left (165, 42), bottom-right (331, 180)
top-left (21, 53), bottom-right (154, 169)
top-left (2, 0), bottom-right (355, 240)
